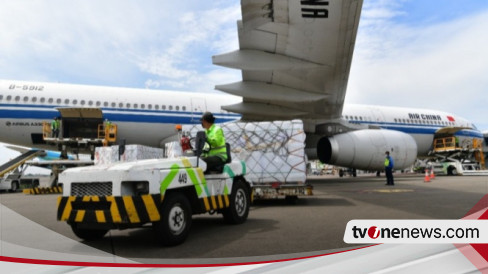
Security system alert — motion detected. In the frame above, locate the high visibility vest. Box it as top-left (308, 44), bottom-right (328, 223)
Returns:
top-left (385, 156), bottom-right (393, 168)
top-left (51, 120), bottom-right (60, 130)
top-left (204, 124), bottom-right (227, 161)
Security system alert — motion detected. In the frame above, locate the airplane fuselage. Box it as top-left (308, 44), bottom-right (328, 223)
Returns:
top-left (0, 80), bottom-right (483, 157)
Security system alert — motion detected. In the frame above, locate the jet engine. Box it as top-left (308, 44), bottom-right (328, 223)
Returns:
top-left (317, 129), bottom-right (418, 171)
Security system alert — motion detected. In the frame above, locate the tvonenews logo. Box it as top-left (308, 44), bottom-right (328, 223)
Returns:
top-left (344, 220), bottom-right (488, 244)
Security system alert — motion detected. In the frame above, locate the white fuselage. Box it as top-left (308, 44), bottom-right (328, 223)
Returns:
top-left (0, 80), bottom-right (483, 155)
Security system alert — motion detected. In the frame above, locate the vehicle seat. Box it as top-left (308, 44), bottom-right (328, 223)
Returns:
top-left (207, 143), bottom-right (231, 174)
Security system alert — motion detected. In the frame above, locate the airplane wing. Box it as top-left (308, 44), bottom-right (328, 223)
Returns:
top-left (213, 0), bottom-right (363, 130)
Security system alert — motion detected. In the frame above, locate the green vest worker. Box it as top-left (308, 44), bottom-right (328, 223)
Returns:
top-left (51, 117), bottom-right (60, 138)
top-left (200, 112), bottom-right (227, 172)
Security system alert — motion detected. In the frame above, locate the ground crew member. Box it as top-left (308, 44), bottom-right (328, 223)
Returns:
top-left (385, 151), bottom-right (394, 186)
top-left (51, 117), bottom-right (60, 138)
top-left (200, 112), bottom-right (227, 172)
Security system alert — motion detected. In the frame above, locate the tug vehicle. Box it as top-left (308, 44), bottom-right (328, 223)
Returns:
top-left (57, 132), bottom-right (251, 246)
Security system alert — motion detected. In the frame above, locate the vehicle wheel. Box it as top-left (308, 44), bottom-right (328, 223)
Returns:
top-left (352, 169), bottom-right (357, 177)
top-left (33, 180), bottom-right (40, 188)
top-left (339, 170), bottom-right (344, 177)
top-left (10, 181), bottom-right (19, 193)
top-left (447, 166), bottom-right (457, 176)
top-left (223, 177), bottom-right (250, 224)
top-left (153, 193), bottom-right (192, 246)
top-left (70, 223), bottom-right (108, 241)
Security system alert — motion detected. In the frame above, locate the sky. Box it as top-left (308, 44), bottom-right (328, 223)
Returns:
top-left (1, 0), bottom-right (488, 165)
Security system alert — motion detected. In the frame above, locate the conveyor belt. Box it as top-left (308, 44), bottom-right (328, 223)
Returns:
top-left (0, 150), bottom-right (42, 177)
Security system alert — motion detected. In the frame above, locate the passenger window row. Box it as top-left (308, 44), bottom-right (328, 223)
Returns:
top-left (0, 94), bottom-right (187, 111)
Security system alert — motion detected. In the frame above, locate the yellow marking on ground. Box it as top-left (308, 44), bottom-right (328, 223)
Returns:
top-left (91, 196), bottom-right (100, 202)
top-left (369, 189), bottom-right (415, 193)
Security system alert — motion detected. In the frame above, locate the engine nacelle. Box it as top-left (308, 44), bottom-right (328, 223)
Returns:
top-left (317, 129), bottom-right (418, 171)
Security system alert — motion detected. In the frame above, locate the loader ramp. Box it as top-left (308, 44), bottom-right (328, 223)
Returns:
top-left (0, 150), bottom-right (42, 177)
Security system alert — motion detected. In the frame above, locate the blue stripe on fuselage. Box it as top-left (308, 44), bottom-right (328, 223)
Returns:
top-left (0, 104), bottom-right (483, 138)
top-left (0, 107), bottom-right (238, 124)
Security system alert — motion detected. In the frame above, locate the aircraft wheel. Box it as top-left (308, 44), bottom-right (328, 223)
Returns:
top-left (153, 193), bottom-right (192, 246)
top-left (223, 177), bottom-right (250, 224)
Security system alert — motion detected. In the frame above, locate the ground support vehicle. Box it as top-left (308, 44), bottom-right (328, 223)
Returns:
top-left (57, 140), bottom-right (251, 246)
top-left (429, 134), bottom-right (487, 176)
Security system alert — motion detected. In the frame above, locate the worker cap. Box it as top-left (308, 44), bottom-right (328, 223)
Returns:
top-left (200, 112), bottom-right (215, 123)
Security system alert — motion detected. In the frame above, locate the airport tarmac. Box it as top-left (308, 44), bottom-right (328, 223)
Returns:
top-left (0, 174), bottom-right (487, 264)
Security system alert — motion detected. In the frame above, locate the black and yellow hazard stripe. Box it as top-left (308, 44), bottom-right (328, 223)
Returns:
top-left (200, 194), bottom-right (230, 212)
top-left (23, 186), bottom-right (63, 195)
top-left (57, 194), bottom-right (162, 224)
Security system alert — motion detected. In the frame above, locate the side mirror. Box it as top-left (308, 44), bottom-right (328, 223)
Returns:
top-left (194, 131), bottom-right (206, 158)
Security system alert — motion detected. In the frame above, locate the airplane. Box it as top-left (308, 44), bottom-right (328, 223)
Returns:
top-left (0, 0), bottom-right (484, 172)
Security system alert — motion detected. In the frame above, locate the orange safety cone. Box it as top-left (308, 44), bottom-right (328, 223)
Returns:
top-left (424, 169), bottom-right (431, 183)
top-left (430, 168), bottom-right (435, 180)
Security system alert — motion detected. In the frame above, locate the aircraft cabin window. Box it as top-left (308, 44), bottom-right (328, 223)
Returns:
top-left (394, 118), bottom-right (397, 122)
top-left (80, 100), bottom-right (85, 105)
top-left (96, 101), bottom-right (101, 107)
top-left (176, 106), bottom-right (180, 111)
top-left (182, 106), bottom-right (186, 111)
top-left (32, 97), bottom-right (37, 102)
top-left (73, 100), bottom-right (78, 105)
top-left (155, 105), bottom-right (159, 110)
top-left (134, 104), bottom-right (138, 109)
top-left (6, 95), bottom-right (12, 101)
top-left (126, 103), bottom-right (131, 108)
top-left (148, 104), bottom-right (152, 109)
top-left (111, 102), bottom-right (116, 107)
top-left (23, 96), bottom-right (29, 102)
top-left (141, 104), bottom-right (145, 109)
top-left (89, 101), bottom-right (94, 106)
top-left (64, 99), bottom-right (70, 104)
top-left (0, 95), bottom-right (2, 100)
top-left (56, 98), bottom-right (61, 104)
top-left (169, 105), bottom-right (173, 111)
top-left (119, 103), bottom-right (123, 108)
top-left (40, 97), bottom-right (45, 103)
top-left (48, 98), bottom-right (53, 103)
top-left (15, 96), bottom-right (20, 101)
top-left (104, 102), bottom-right (108, 107)
top-left (162, 105), bottom-right (166, 110)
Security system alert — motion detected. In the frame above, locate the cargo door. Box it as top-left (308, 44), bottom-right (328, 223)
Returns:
top-left (56, 108), bottom-right (103, 138)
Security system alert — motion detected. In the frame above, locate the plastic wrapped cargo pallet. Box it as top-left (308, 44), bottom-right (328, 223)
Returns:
top-left (94, 145), bottom-right (165, 165)
top-left (183, 120), bottom-right (307, 186)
